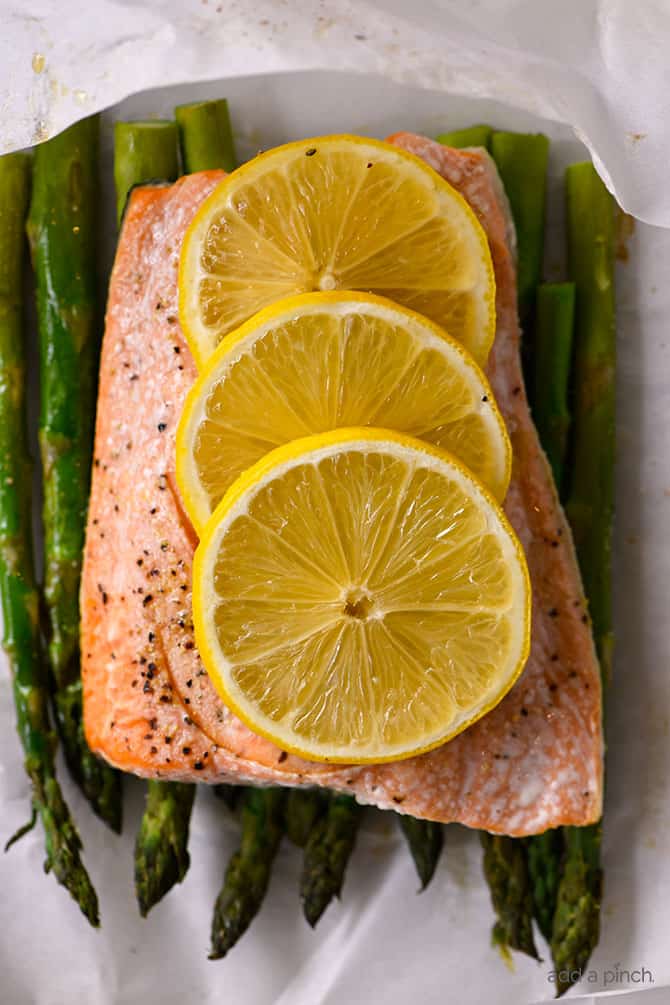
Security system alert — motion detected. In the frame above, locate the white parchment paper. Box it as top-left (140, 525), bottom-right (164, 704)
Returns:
top-left (0, 6), bottom-right (669, 1004)
top-left (2, 1), bottom-right (670, 226)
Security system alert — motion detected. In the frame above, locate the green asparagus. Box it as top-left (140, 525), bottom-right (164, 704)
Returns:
top-left (210, 787), bottom-right (286, 958)
top-left (526, 829), bottom-right (564, 944)
top-left (175, 99), bottom-right (236, 173)
top-left (465, 129), bottom-right (550, 956)
top-left (173, 101), bottom-right (285, 947)
top-left (27, 116), bottom-right (122, 833)
top-left (480, 834), bottom-right (538, 961)
top-left (551, 825), bottom-right (602, 996)
top-left (490, 132), bottom-right (549, 333)
top-left (301, 794), bottom-right (362, 927)
top-left (135, 781), bottom-right (196, 917)
top-left (525, 288), bottom-right (575, 947)
top-left (549, 162), bottom-right (615, 995)
top-left (437, 124), bottom-right (492, 150)
top-left (398, 815), bottom-right (444, 890)
top-left (564, 162), bottom-right (616, 677)
top-left (113, 120), bottom-right (179, 222)
top-left (112, 118), bottom-right (196, 914)
top-left (533, 283), bottom-right (576, 490)
top-left (285, 788), bottom-right (327, 848)
top-left (0, 151), bottom-right (99, 925)
top-left (174, 100), bottom-right (321, 947)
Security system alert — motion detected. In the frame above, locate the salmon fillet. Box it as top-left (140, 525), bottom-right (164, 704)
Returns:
top-left (81, 137), bottom-right (603, 836)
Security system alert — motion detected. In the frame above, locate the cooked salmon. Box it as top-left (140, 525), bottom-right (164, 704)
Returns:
top-left (81, 136), bottom-right (603, 836)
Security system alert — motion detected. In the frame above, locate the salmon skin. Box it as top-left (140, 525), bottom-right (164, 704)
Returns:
top-left (81, 137), bottom-right (603, 836)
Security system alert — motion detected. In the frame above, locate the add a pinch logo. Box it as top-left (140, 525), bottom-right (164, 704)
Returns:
top-left (548, 963), bottom-right (654, 988)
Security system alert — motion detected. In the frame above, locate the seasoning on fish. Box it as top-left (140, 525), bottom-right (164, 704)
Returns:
top-left (81, 138), bottom-right (602, 836)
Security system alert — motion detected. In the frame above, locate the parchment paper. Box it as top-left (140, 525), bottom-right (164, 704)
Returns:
top-left (2, 1), bottom-right (670, 227)
top-left (0, 7), bottom-right (669, 1004)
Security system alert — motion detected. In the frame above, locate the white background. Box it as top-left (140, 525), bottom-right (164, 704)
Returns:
top-left (0, 71), bottom-right (668, 1004)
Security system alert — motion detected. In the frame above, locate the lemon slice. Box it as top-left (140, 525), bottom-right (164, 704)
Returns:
top-left (177, 291), bottom-right (511, 532)
top-left (179, 135), bottom-right (495, 368)
top-left (193, 428), bottom-right (530, 764)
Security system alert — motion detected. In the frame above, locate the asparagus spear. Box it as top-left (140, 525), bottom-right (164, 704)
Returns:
top-left (398, 815), bottom-right (444, 890)
top-left (551, 825), bottom-right (602, 996)
top-left (27, 117), bottom-right (122, 834)
top-left (524, 289), bottom-right (575, 945)
top-left (172, 101), bottom-right (283, 946)
top-left (465, 130), bottom-right (550, 957)
top-left (533, 283), bottom-right (576, 489)
top-left (113, 120), bottom-right (179, 222)
top-left (284, 787), bottom-right (326, 848)
top-left (549, 162), bottom-right (615, 995)
top-left (301, 793), bottom-right (362, 927)
top-left (439, 125), bottom-right (556, 955)
top-left (210, 787), bottom-right (286, 959)
top-left (564, 161), bottom-right (616, 677)
top-left (175, 99), bottom-right (236, 173)
top-left (174, 100), bottom-right (311, 947)
top-left (0, 151), bottom-right (99, 925)
top-left (438, 121), bottom-right (549, 361)
top-left (437, 124), bottom-right (492, 150)
top-left (480, 834), bottom-right (538, 961)
top-left (526, 829), bottom-right (564, 944)
top-left (175, 102), bottom-right (361, 942)
top-left (112, 119), bottom-right (194, 913)
top-left (490, 132), bottom-right (549, 332)
top-left (135, 781), bottom-right (196, 917)
top-left (176, 96), bottom-right (370, 933)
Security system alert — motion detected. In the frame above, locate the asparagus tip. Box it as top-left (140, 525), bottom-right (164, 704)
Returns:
top-left (72, 871), bottom-right (101, 928)
top-left (134, 780), bottom-right (195, 916)
top-left (303, 900), bottom-right (326, 929)
top-left (398, 815), bottom-right (444, 892)
top-left (134, 843), bottom-right (191, 918)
